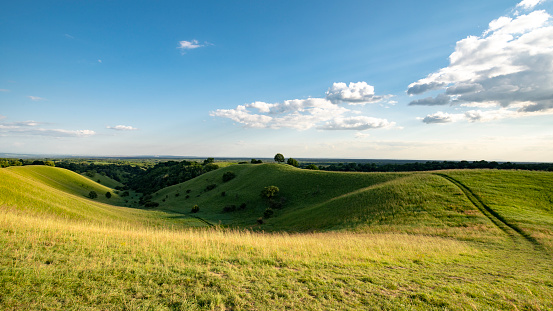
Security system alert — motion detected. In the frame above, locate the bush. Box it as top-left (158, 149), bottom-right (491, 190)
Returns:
top-left (263, 208), bottom-right (274, 218)
top-left (222, 205), bottom-right (237, 213)
top-left (88, 191), bottom-right (97, 199)
top-left (121, 191), bottom-right (130, 197)
top-left (287, 158), bottom-right (299, 167)
top-left (221, 192), bottom-right (226, 197)
top-left (222, 171), bottom-right (236, 182)
top-left (144, 201), bottom-right (159, 208)
top-left (105, 191), bottom-right (112, 199)
top-left (257, 217), bottom-right (264, 224)
top-left (251, 159), bottom-right (263, 164)
top-left (261, 186), bottom-right (279, 199)
top-left (205, 184), bottom-right (217, 191)
top-left (191, 205), bottom-right (200, 213)
top-left (239, 203), bottom-right (247, 210)
top-left (305, 164), bottom-right (319, 170)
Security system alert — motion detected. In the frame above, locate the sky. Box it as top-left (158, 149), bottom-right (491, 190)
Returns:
top-left (1, 0), bottom-right (553, 161)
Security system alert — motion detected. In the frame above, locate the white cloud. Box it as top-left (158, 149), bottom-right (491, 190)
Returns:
top-left (318, 116), bottom-right (394, 130)
top-left (355, 132), bottom-right (370, 139)
top-left (177, 40), bottom-right (209, 53)
top-left (408, 7), bottom-right (553, 123)
top-left (28, 96), bottom-right (46, 101)
top-left (211, 82), bottom-right (394, 131)
top-left (325, 82), bottom-right (384, 105)
top-left (421, 112), bottom-right (464, 124)
top-left (517, 0), bottom-right (546, 10)
top-left (107, 125), bottom-right (138, 131)
top-left (0, 119), bottom-right (95, 137)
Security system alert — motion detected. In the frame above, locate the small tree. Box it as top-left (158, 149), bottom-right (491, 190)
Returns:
top-left (274, 153), bottom-right (285, 163)
top-left (287, 158), bottom-right (299, 167)
top-left (222, 171), bottom-right (236, 182)
top-left (88, 191), bottom-right (98, 199)
top-left (191, 205), bottom-right (200, 213)
top-left (305, 164), bottom-right (319, 170)
top-left (260, 186), bottom-right (279, 199)
top-left (105, 191), bottom-right (112, 199)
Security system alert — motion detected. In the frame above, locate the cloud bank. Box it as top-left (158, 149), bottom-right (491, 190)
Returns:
top-left (408, 2), bottom-right (553, 123)
top-left (211, 82), bottom-right (394, 131)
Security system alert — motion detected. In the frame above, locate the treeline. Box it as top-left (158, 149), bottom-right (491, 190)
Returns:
top-left (55, 161), bottom-right (146, 183)
top-left (0, 158), bottom-right (55, 168)
top-left (127, 159), bottom-right (219, 194)
top-left (320, 160), bottom-right (553, 173)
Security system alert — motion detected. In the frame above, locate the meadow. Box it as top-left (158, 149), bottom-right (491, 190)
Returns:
top-left (1, 164), bottom-right (553, 310)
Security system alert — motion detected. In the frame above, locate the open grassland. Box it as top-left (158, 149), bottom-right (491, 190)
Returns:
top-left (1, 165), bottom-right (553, 309)
top-left (1, 210), bottom-right (552, 310)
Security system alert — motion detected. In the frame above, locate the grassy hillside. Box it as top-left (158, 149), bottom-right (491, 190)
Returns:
top-left (150, 165), bottom-right (501, 241)
top-left (1, 165), bottom-right (553, 309)
top-left (0, 166), bottom-right (205, 228)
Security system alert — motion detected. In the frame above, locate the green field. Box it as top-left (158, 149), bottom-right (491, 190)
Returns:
top-left (1, 164), bottom-right (553, 310)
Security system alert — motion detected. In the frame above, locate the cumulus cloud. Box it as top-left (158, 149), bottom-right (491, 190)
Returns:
top-left (28, 96), bottom-right (46, 101)
top-left (325, 82), bottom-right (384, 104)
top-left (107, 125), bottom-right (138, 131)
top-left (409, 6), bottom-right (553, 123)
top-left (409, 93), bottom-right (452, 106)
top-left (421, 112), bottom-right (464, 124)
top-left (0, 118), bottom-right (94, 137)
top-left (517, 0), bottom-right (546, 10)
top-left (211, 82), bottom-right (394, 131)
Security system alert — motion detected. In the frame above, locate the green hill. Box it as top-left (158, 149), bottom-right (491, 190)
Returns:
top-left (0, 165), bottom-right (205, 227)
top-left (149, 164), bottom-right (495, 235)
top-left (1, 164), bottom-right (553, 309)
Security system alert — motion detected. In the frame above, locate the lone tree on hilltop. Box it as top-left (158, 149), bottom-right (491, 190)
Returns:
top-left (287, 158), bottom-right (299, 167)
top-left (274, 153), bottom-right (285, 163)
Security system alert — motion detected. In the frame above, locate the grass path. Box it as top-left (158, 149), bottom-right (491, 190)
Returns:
top-left (436, 173), bottom-right (544, 250)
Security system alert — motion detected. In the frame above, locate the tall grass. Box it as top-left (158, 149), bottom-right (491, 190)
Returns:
top-left (2, 210), bottom-right (552, 310)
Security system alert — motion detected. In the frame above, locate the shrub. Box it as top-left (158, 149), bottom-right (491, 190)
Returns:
top-left (105, 191), bottom-right (112, 199)
top-left (175, 193), bottom-right (180, 197)
top-left (88, 191), bottom-right (97, 199)
top-left (257, 217), bottom-right (264, 224)
top-left (239, 203), bottom-right (247, 210)
top-left (191, 205), bottom-right (200, 213)
top-left (185, 195), bottom-right (190, 199)
top-left (263, 208), bottom-right (274, 218)
top-left (222, 205), bottom-right (237, 213)
top-left (221, 191), bottom-right (226, 197)
top-left (222, 171), bottom-right (236, 182)
top-left (251, 159), bottom-right (263, 164)
top-left (261, 186), bottom-right (279, 199)
top-left (305, 164), bottom-right (319, 170)
top-left (186, 189), bottom-right (191, 194)
top-left (144, 201), bottom-right (159, 208)
top-left (205, 184), bottom-right (217, 191)
top-left (287, 158), bottom-right (299, 167)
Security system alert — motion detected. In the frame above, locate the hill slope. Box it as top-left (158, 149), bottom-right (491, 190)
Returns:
top-left (0, 166), bottom-right (205, 227)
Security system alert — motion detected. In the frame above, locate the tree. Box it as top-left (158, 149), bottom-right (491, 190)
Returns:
top-left (305, 164), bottom-right (319, 170)
top-left (260, 186), bottom-right (279, 199)
top-left (191, 205), bottom-right (200, 213)
top-left (88, 191), bottom-right (98, 199)
top-left (222, 171), bottom-right (236, 182)
top-left (105, 191), bottom-right (112, 199)
top-left (274, 153), bottom-right (285, 163)
top-left (287, 158), bottom-right (299, 167)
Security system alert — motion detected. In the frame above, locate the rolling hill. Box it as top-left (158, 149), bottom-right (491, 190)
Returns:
top-left (1, 164), bottom-right (553, 310)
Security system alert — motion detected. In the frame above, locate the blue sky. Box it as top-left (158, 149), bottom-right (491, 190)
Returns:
top-left (1, 0), bottom-right (553, 161)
